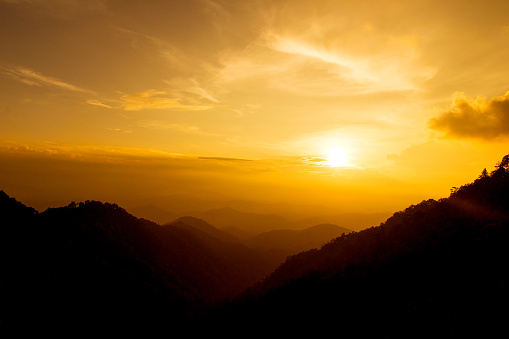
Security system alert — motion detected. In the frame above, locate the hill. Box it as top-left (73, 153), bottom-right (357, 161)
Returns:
top-left (168, 216), bottom-right (350, 272)
top-left (194, 154), bottom-right (509, 337)
top-left (168, 216), bottom-right (239, 243)
top-left (185, 207), bottom-right (292, 236)
top-left (293, 211), bottom-right (392, 231)
top-left (166, 216), bottom-right (280, 278)
top-left (128, 204), bottom-right (293, 236)
top-left (4, 155), bottom-right (509, 336)
top-left (0, 196), bottom-right (273, 335)
top-left (244, 223), bottom-right (352, 263)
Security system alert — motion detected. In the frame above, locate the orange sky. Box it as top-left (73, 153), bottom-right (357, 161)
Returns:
top-left (1, 0), bottom-right (509, 213)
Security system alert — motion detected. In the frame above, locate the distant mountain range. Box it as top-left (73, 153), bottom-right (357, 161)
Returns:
top-left (129, 203), bottom-right (388, 235)
top-left (125, 194), bottom-right (341, 219)
top-left (194, 155), bottom-right (509, 337)
top-left (243, 223), bottom-right (352, 264)
top-left (293, 211), bottom-right (392, 231)
top-left (2, 154), bottom-right (509, 336)
top-left (168, 216), bottom-right (352, 269)
top-left (1, 192), bottom-right (351, 335)
top-left (169, 216), bottom-right (239, 243)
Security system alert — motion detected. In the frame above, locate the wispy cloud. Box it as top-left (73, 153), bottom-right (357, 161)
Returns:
top-left (86, 99), bottom-right (113, 108)
top-left (134, 120), bottom-right (226, 139)
top-left (106, 128), bottom-right (132, 134)
top-left (115, 26), bottom-right (165, 45)
top-left (198, 156), bottom-right (254, 162)
top-left (136, 121), bottom-right (201, 133)
top-left (115, 26), bottom-right (221, 107)
top-left (85, 89), bottom-right (216, 111)
top-left (215, 5), bottom-right (436, 97)
top-left (1, 67), bottom-right (91, 93)
top-left (0, 140), bottom-right (188, 164)
top-left (119, 89), bottom-right (214, 111)
top-left (266, 35), bottom-right (376, 83)
top-left (264, 32), bottom-right (435, 95)
top-left (163, 77), bottom-right (219, 103)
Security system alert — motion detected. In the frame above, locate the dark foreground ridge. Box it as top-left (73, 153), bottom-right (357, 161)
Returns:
top-left (2, 154), bottom-right (509, 336)
top-left (1, 194), bottom-right (274, 335)
top-left (192, 155), bottom-right (509, 337)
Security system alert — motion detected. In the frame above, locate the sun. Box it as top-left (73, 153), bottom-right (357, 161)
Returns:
top-left (326, 146), bottom-right (349, 167)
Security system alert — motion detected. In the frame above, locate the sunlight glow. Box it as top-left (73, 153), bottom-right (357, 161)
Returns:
top-left (326, 146), bottom-right (349, 167)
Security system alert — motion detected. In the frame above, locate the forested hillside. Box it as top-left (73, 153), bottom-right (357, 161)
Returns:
top-left (0, 195), bottom-right (272, 335)
top-left (2, 155), bottom-right (509, 337)
top-left (195, 155), bottom-right (509, 337)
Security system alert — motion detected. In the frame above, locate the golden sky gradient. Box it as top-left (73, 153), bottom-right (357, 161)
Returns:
top-left (1, 0), bottom-right (509, 213)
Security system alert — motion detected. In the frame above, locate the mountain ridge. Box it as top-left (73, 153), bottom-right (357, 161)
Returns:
top-left (3, 154), bottom-right (509, 336)
top-left (244, 223), bottom-right (353, 264)
top-left (0, 196), bottom-right (276, 335)
top-left (129, 203), bottom-right (387, 234)
top-left (191, 154), bottom-right (509, 337)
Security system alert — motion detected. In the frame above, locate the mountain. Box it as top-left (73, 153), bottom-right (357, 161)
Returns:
top-left (167, 217), bottom-right (351, 271)
top-left (4, 155), bottom-right (509, 336)
top-left (185, 207), bottom-right (292, 236)
top-left (125, 194), bottom-right (341, 220)
top-left (244, 223), bottom-right (352, 264)
top-left (127, 204), bottom-right (293, 236)
top-left (166, 216), bottom-right (281, 276)
top-left (124, 194), bottom-right (225, 216)
top-left (2, 198), bottom-right (182, 335)
top-left (0, 189), bottom-right (37, 222)
top-left (0, 196), bottom-right (273, 335)
top-left (193, 155), bottom-right (509, 337)
top-left (168, 216), bottom-right (239, 243)
top-left (128, 202), bottom-right (389, 234)
top-left (294, 211), bottom-right (392, 231)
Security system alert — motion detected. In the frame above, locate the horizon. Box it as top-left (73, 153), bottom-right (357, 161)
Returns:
top-left (1, 0), bottom-right (509, 215)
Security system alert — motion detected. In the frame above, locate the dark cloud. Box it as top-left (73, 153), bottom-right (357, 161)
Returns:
top-left (428, 91), bottom-right (509, 140)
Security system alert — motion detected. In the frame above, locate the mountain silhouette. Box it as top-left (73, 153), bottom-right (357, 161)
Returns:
top-left (294, 211), bottom-right (392, 231)
top-left (126, 194), bottom-right (345, 223)
top-left (3, 154), bottom-right (509, 336)
top-left (184, 207), bottom-right (292, 236)
top-left (168, 216), bottom-right (239, 243)
top-left (166, 216), bottom-right (277, 284)
top-left (168, 216), bottom-right (349, 272)
top-left (244, 223), bottom-right (352, 264)
top-left (0, 197), bottom-right (272, 335)
top-left (192, 155), bottom-right (509, 337)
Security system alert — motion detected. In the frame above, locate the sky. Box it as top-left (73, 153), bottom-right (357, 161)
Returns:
top-left (1, 0), bottom-right (509, 214)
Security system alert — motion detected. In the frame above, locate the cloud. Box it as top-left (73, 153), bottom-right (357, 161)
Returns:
top-left (119, 89), bottom-right (213, 111)
top-left (106, 128), bottom-right (132, 134)
top-left (198, 156), bottom-right (253, 162)
top-left (266, 35), bottom-right (376, 83)
top-left (217, 25), bottom-right (435, 97)
top-left (85, 88), bottom-right (217, 112)
top-left (163, 77), bottom-right (219, 103)
top-left (0, 140), bottom-right (188, 164)
top-left (1, 67), bottom-right (90, 93)
top-left (428, 91), bottom-right (509, 140)
top-left (213, 1), bottom-right (437, 97)
top-left (136, 121), bottom-right (202, 133)
top-left (86, 99), bottom-right (113, 109)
